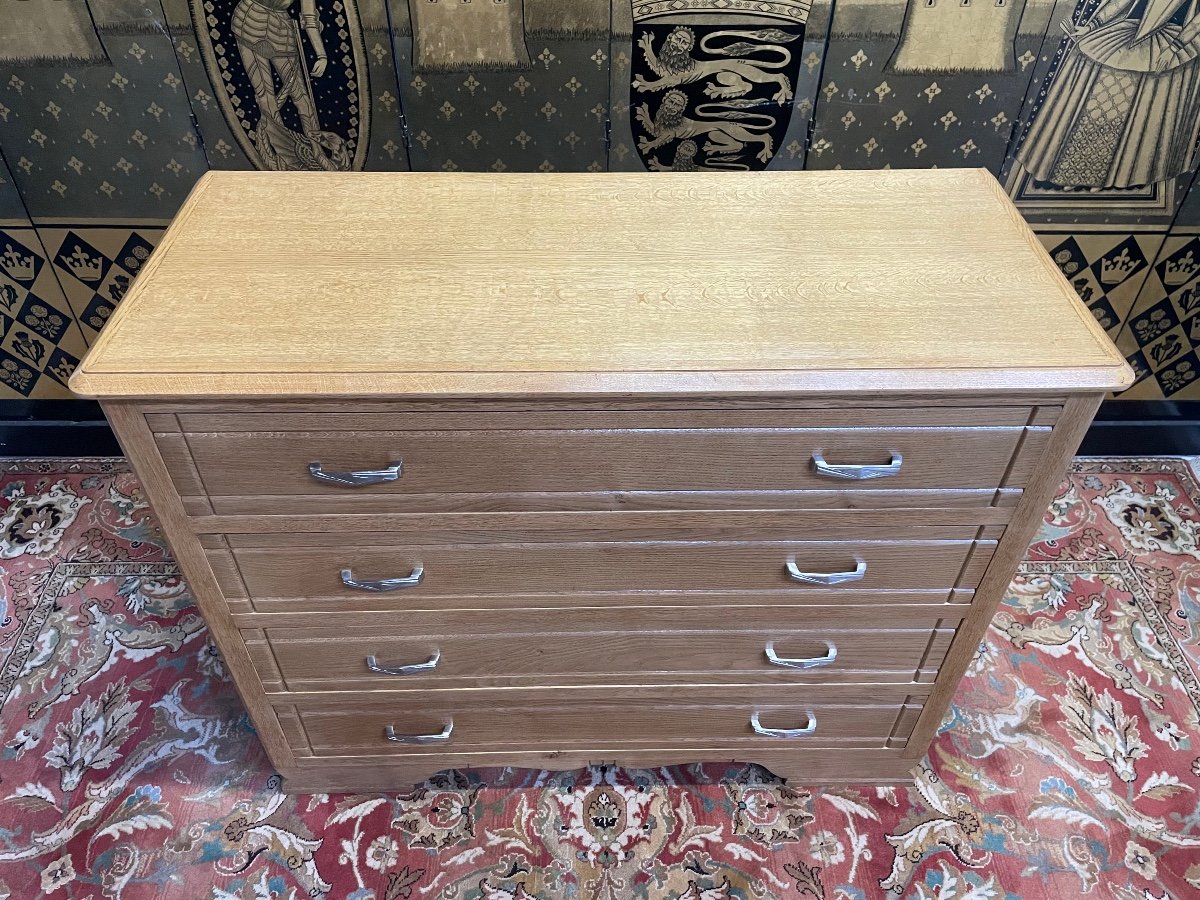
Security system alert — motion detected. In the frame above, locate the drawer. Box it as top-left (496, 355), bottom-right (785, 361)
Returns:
top-left (209, 529), bottom-right (994, 604)
top-left (245, 606), bottom-right (958, 691)
top-left (282, 689), bottom-right (917, 756)
top-left (158, 410), bottom-right (1049, 514)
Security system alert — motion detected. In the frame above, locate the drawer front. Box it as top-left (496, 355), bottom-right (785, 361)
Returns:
top-left (289, 694), bottom-right (911, 755)
top-left (213, 534), bottom-right (993, 601)
top-left (247, 611), bottom-right (958, 691)
top-left (161, 422), bottom-right (1046, 512)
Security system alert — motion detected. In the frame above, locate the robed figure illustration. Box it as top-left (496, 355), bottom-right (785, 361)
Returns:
top-left (1016, 0), bottom-right (1200, 189)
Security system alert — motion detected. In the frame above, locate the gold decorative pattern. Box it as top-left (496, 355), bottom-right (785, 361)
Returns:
top-left (0, 0), bottom-right (1196, 400)
top-left (632, 0), bottom-right (813, 23)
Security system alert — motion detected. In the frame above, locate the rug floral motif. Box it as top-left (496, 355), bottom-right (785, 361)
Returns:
top-left (1, 457), bottom-right (1199, 898)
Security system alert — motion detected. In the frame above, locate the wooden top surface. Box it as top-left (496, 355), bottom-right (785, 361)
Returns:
top-left (71, 169), bottom-right (1132, 398)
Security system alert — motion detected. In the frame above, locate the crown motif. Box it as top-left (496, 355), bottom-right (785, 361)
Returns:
top-left (1163, 250), bottom-right (1200, 287)
top-left (64, 245), bottom-right (102, 282)
top-left (0, 244), bottom-right (35, 281)
top-left (633, 0), bottom-right (813, 24)
top-left (1098, 248), bottom-right (1138, 286)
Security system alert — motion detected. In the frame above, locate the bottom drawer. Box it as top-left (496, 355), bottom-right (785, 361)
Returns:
top-left (279, 689), bottom-right (923, 757)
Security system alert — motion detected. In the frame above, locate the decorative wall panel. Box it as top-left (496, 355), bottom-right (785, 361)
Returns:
top-left (37, 226), bottom-right (165, 346)
top-left (0, 0), bottom-right (208, 222)
top-left (159, 0), bottom-right (410, 170)
top-left (1114, 174), bottom-right (1200, 399)
top-left (391, 0), bottom-right (609, 172)
top-left (608, 0), bottom-right (827, 171)
top-left (2, 0), bottom-right (1195, 401)
top-left (0, 150), bottom-right (90, 399)
top-left (1002, 0), bottom-right (1200, 229)
top-left (1038, 230), bottom-right (1164, 342)
top-left (806, 0), bottom-right (1053, 173)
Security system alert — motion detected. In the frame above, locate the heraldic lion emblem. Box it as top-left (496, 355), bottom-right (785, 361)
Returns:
top-left (633, 25), bottom-right (801, 169)
top-left (629, 19), bottom-right (804, 171)
top-left (635, 26), bottom-right (796, 104)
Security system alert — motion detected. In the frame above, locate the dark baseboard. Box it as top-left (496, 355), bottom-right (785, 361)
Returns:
top-left (0, 398), bottom-right (1196, 459)
top-left (0, 400), bottom-right (122, 457)
top-left (1079, 400), bottom-right (1200, 457)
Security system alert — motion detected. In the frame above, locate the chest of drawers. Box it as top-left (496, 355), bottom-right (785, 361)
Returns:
top-left (71, 169), bottom-right (1132, 792)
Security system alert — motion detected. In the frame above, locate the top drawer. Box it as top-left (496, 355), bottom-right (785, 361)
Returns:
top-left (154, 407), bottom-right (1050, 514)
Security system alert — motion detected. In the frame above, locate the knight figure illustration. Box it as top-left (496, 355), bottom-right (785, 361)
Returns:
top-left (230, 0), bottom-right (351, 170)
top-left (1015, 0), bottom-right (1200, 189)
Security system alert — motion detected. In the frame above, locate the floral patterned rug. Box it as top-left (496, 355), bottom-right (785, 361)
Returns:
top-left (1, 458), bottom-right (1199, 899)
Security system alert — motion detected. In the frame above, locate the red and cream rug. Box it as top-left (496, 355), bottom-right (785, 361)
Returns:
top-left (1, 458), bottom-right (1199, 898)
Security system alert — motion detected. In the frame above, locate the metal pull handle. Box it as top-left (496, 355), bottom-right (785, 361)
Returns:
top-left (811, 451), bottom-right (902, 480)
top-left (384, 721), bottom-right (453, 745)
top-left (785, 558), bottom-right (866, 585)
top-left (765, 641), bottom-right (837, 669)
top-left (750, 711), bottom-right (816, 738)
top-left (366, 650), bottom-right (440, 676)
top-left (308, 460), bottom-right (402, 487)
top-left (340, 565), bottom-right (424, 592)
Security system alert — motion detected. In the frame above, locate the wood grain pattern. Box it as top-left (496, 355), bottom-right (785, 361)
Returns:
top-left (193, 516), bottom-right (1002, 545)
top-left (183, 489), bottom-right (1024, 519)
top-left (213, 536), bottom-right (993, 601)
top-left (69, 171), bottom-right (1132, 398)
top-left (275, 749), bottom-right (922, 791)
top-left (886, 702), bottom-right (925, 749)
top-left (100, 402), bottom-right (296, 767)
top-left (290, 694), bottom-right (911, 754)
top-left (166, 407), bottom-right (1040, 431)
top-left (226, 591), bottom-right (976, 617)
top-left (232, 603), bottom-right (971, 631)
top-left (163, 427), bottom-right (1041, 502)
top-left (221, 523), bottom-right (983, 546)
top-left (903, 392), bottom-right (1105, 756)
top-left (134, 394), bottom-right (1075, 413)
top-left (245, 612), bottom-right (957, 691)
top-left (75, 172), bottom-right (1124, 790)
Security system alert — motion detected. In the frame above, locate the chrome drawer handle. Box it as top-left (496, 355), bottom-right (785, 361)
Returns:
top-left (765, 641), bottom-right (837, 669)
top-left (308, 460), bottom-right (402, 487)
top-left (811, 451), bottom-right (902, 480)
top-left (340, 565), bottom-right (424, 591)
top-left (785, 558), bottom-right (865, 585)
top-left (384, 721), bottom-right (453, 745)
top-left (750, 711), bottom-right (816, 738)
top-left (366, 650), bottom-right (441, 676)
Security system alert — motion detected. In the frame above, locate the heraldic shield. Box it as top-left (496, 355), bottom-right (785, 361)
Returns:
top-left (190, 0), bottom-right (370, 171)
top-left (630, 0), bottom-right (811, 171)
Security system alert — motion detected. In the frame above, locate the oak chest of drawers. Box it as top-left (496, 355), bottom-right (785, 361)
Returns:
top-left (70, 169), bottom-right (1133, 792)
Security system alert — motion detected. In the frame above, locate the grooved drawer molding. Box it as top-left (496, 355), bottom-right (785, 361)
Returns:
top-left (70, 169), bottom-right (1134, 792)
